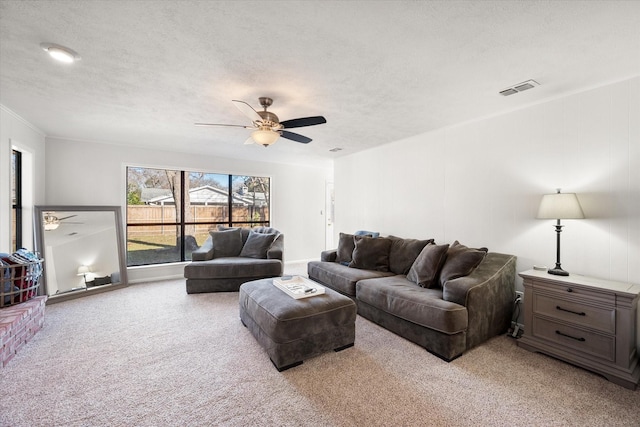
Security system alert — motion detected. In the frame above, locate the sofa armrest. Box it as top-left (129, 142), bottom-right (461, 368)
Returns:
top-left (192, 236), bottom-right (214, 261)
top-left (443, 252), bottom-right (516, 349)
top-left (267, 234), bottom-right (284, 261)
top-left (320, 249), bottom-right (337, 262)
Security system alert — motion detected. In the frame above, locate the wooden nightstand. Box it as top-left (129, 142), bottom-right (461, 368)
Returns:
top-left (518, 269), bottom-right (640, 389)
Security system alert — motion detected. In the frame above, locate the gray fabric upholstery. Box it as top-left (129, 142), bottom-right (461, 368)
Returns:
top-left (308, 240), bottom-right (516, 361)
top-left (307, 261), bottom-right (394, 298)
top-left (387, 235), bottom-right (434, 275)
top-left (239, 230), bottom-right (277, 258)
top-left (209, 228), bottom-right (243, 257)
top-left (335, 233), bottom-right (356, 265)
top-left (191, 237), bottom-right (214, 261)
top-left (357, 300), bottom-right (467, 361)
top-left (184, 257), bottom-right (282, 280)
top-left (320, 249), bottom-right (337, 262)
top-left (443, 252), bottom-right (516, 350)
top-left (438, 241), bottom-right (488, 287)
top-left (239, 278), bottom-right (356, 371)
top-left (356, 276), bottom-right (468, 334)
top-left (184, 227), bottom-right (284, 293)
top-left (348, 235), bottom-right (392, 271)
top-left (406, 243), bottom-right (449, 288)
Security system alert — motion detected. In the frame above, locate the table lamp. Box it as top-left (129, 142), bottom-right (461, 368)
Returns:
top-left (537, 189), bottom-right (584, 276)
top-left (77, 265), bottom-right (91, 285)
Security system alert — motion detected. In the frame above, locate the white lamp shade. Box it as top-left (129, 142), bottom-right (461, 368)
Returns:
top-left (251, 129), bottom-right (280, 146)
top-left (537, 192), bottom-right (585, 219)
top-left (77, 265), bottom-right (91, 276)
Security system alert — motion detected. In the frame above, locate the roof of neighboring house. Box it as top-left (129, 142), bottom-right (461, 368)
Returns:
top-left (140, 188), bottom-right (172, 203)
top-left (145, 185), bottom-right (266, 206)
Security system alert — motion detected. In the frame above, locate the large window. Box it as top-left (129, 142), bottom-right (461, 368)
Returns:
top-left (11, 150), bottom-right (22, 252)
top-left (126, 167), bottom-right (270, 266)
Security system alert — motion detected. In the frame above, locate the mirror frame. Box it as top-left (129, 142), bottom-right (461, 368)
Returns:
top-left (34, 205), bottom-right (128, 303)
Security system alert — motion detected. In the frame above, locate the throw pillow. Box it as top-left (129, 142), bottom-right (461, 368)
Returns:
top-left (348, 235), bottom-right (392, 272)
top-left (209, 228), bottom-right (243, 257)
top-left (239, 230), bottom-right (277, 259)
top-left (336, 232), bottom-right (356, 266)
top-left (407, 243), bottom-right (450, 288)
top-left (218, 226), bottom-right (251, 245)
top-left (439, 241), bottom-right (488, 286)
top-left (388, 235), bottom-right (435, 275)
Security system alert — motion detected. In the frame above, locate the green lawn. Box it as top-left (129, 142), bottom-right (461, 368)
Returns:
top-left (127, 233), bottom-right (210, 265)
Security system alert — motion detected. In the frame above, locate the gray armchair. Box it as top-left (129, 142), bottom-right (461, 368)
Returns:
top-left (184, 226), bottom-right (284, 294)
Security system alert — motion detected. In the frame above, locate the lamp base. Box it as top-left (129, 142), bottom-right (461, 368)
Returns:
top-left (548, 267), bottom-right (569, 276)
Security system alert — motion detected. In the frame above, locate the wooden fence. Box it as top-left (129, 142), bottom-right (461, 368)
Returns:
top-left (126, 205), bottom-right (269, 236)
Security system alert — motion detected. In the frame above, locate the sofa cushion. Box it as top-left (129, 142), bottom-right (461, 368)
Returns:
top-left (388, 235), bottom-right (435, 275)
top-left (407, 243), bottom-right (449, 288)
top-left (356, 276), bottom-right (468, 334)
top-left (239, 230), bottom-right (277, 259)
top-left (184, 257), bottom-right (282, 279)
top-left (209, 228), bottom-right (243, 257)
top-left (218, 226), bottom-right (251, 245)
top-left (336, 233), bottom-right (356, 266)
top-left (349, 236), bottom-right (392, 272)
top-left (439, 241), bottom-right (488, 286)
top-left (307, 261), bottom-right (394, 297)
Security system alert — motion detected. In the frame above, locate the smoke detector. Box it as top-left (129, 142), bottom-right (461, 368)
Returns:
top-left (499, 79), bottom-right (539, 96)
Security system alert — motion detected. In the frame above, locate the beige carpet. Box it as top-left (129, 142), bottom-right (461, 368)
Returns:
top-left (1, 274), bottom-right (639, 426)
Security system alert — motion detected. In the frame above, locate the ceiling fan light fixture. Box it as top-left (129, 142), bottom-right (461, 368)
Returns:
top-left (251, 129), bottom-right (280, 147)
top-left (40, 43), bottom-right (81, 63)
top-left (43, 214), bottom-right (61, 231)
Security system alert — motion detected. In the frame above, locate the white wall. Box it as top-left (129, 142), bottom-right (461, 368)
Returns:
top-left (334, 77), bottom-right (640, 287)
top-left (44, 137), bottom-right (332, 282)
top-left (0, 105), bottom-right (46, 252)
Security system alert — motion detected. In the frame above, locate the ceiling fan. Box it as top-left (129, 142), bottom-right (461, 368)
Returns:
top-left (195, 97), bottom-right (326, 147)
top-left (43, 213), bottom-right (80, 231)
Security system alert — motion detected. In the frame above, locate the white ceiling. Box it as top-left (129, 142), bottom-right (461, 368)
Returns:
top-left (1, 1), bottom-right (639, 165)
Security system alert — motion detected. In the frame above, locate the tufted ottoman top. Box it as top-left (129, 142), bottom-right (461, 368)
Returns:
top-left (239, 278), bottom-right (356, 344)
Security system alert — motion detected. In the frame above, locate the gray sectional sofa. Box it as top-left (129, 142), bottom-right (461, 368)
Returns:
top-left (184, 226), bottom-right (284, 294)
top-left (308, 233), bottom-right (516, 361)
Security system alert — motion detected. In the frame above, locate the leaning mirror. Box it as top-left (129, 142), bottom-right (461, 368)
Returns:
top-left (34, 205), bottom-right (128, 303)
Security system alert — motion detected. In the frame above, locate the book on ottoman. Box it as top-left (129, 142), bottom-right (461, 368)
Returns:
top-left (273, 276), bottom-right (325, 299)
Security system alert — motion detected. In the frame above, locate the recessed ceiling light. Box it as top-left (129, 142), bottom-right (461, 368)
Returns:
top-left (40, 43), bottom-right (81, 63)
top-left (329, 147), bottom-right (343, 152)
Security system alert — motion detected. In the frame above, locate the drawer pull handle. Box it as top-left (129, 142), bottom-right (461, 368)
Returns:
top-left (555, 330), bottom-right (586, 342)
top-left (566, 288), bottom-right (573, 292)
top-left (556, 305), bottom-right (586, 316)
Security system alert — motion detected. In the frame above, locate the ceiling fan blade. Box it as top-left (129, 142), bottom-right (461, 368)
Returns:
top-left (280, 116), bottom-right (326, 129)
top-left (280, 131), bottom-right (312, 144)
top-left (57, 215), bottom-right (77, 221)
top-left (194, 123), bottom-right (254, 129)
top-left (232, 100), bottom-right (263, 124)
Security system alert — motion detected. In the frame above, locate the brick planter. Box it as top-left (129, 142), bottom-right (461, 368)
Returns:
top-left (0, 296), bottom-right (47, 367)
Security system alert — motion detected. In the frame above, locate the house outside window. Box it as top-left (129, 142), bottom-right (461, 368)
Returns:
top-left (126, 167), bottom-right (270, 266)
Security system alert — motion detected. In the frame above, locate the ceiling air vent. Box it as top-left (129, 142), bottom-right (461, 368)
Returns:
top-left (500, 79), bottom-right (539, 96)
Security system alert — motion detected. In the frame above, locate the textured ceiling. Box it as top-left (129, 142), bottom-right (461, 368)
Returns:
top-left (1, 1), bottom-right (639, 165)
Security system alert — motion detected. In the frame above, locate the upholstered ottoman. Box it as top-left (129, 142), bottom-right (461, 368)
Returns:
top-left (239, 278), bottom-right (357, 371)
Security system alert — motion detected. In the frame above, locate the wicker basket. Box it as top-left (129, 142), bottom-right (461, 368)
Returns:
top-left (0, 259), bottom-right (43, 308)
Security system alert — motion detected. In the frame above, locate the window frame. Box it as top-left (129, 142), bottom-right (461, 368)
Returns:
top-left (125, 167), bottom-right (271, 267)
top-left (11, 149), bottom-right (22, 252)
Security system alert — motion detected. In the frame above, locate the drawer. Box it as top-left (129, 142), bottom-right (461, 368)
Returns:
top-left (532, 316), bottom-right (615, 362)
top-left (531, 280), bottom-right (615, 304)
top-left (533, 294), bottom-right (615, 334)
